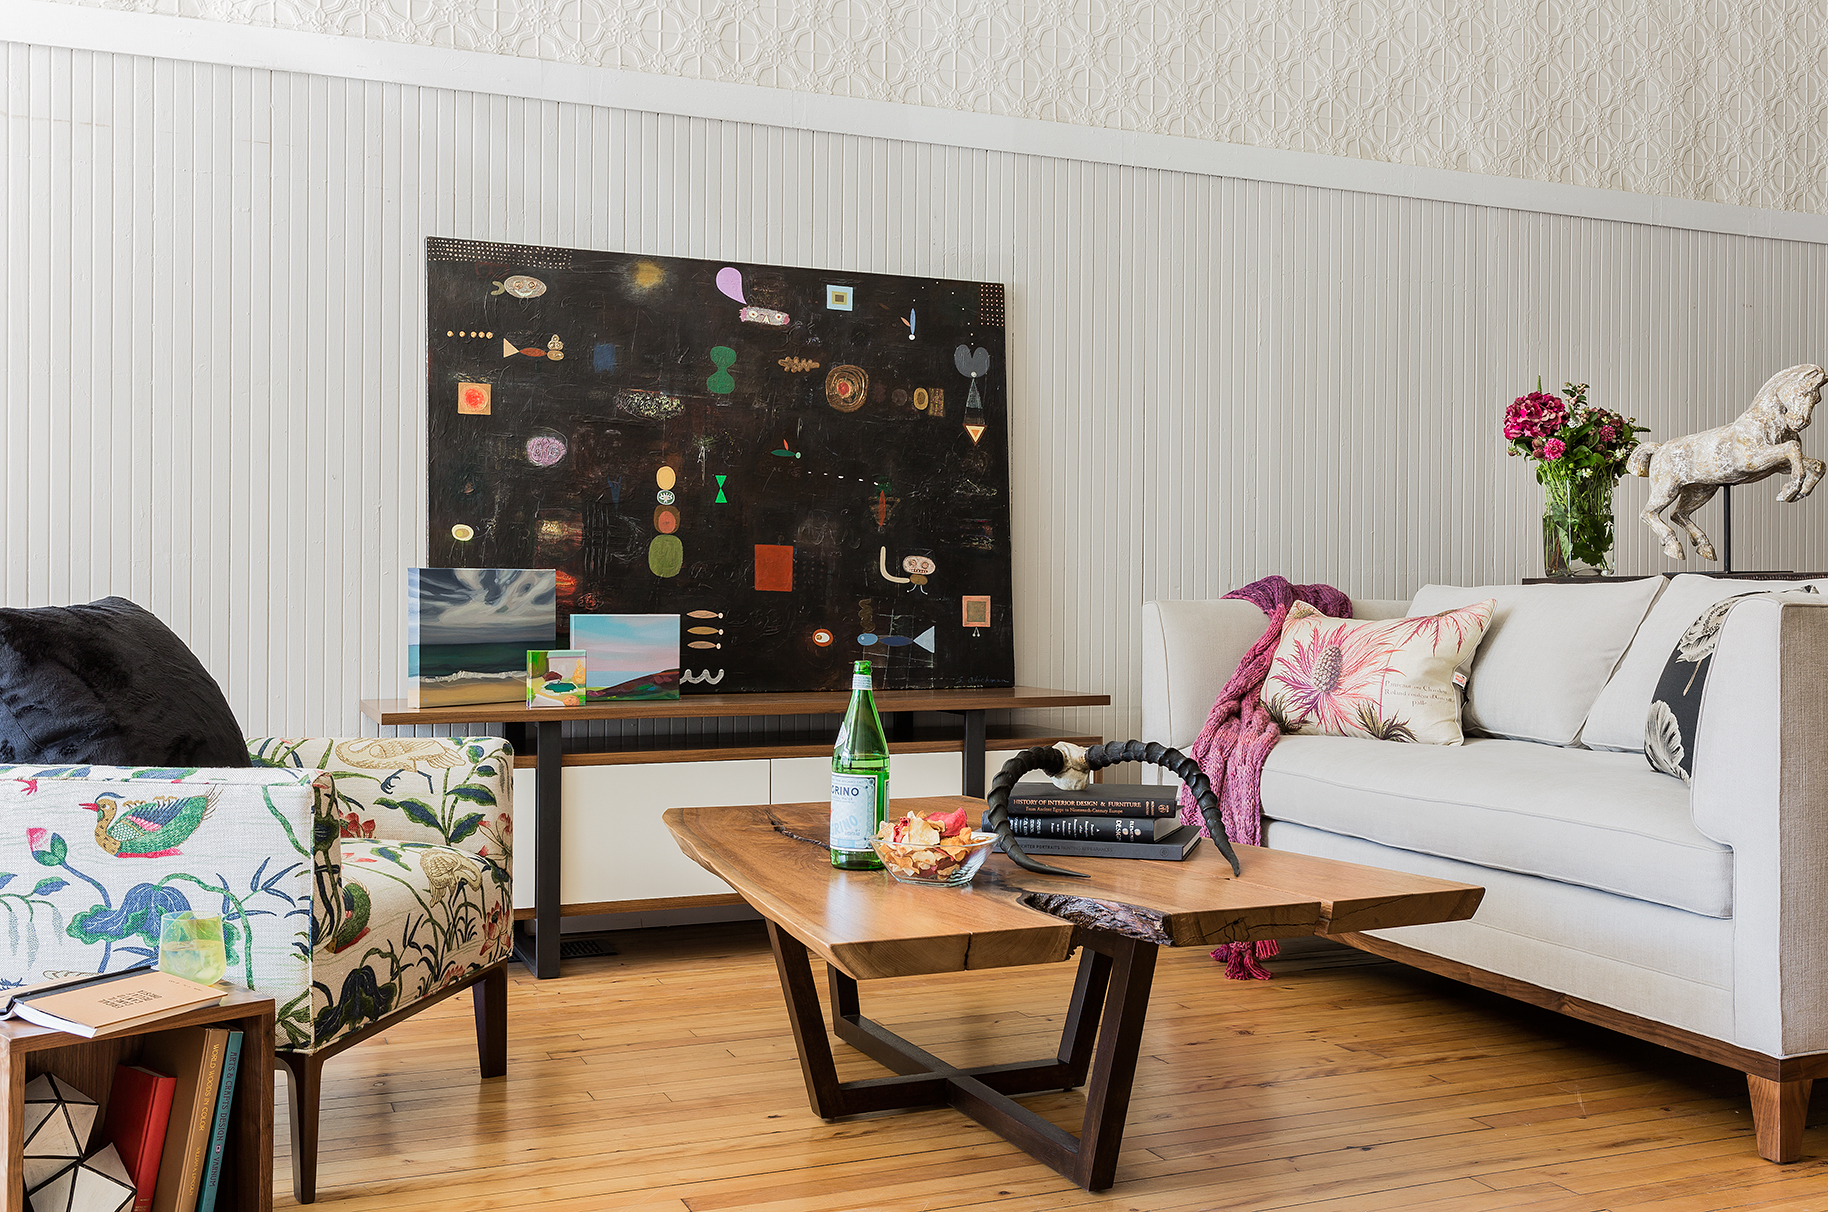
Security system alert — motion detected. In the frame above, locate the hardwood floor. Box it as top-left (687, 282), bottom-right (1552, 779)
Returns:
top-left (278, 923), bottom-right (1828, 1211)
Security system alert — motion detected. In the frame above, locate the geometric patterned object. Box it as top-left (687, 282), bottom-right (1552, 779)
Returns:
top-left (21, 1076), bottom-right (97, 1192)
top-left (26, 1142), bottom-right (135, 1212)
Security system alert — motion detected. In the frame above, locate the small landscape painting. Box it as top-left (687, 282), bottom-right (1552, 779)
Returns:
top-left (408, 568), bottom-right (557, 708)
top-left (527, 649), bottom-right (587, 708)
top-left (571, 614), bottom-right (682, 701)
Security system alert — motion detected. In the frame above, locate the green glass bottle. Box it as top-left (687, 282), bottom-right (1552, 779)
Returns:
top-left (830, 659), bottom-right (889, 870)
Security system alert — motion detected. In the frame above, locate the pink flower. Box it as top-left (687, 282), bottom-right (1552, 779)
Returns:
top-left (1542, 438), bottom-right (1567, 460)
top-left (27, 827), bottom-right (47, 850)
top-left (1598, 425), bottom-right (1616, 442)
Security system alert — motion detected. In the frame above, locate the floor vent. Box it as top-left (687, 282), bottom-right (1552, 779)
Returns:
top-left (559, 937), bottom-right (617, 959)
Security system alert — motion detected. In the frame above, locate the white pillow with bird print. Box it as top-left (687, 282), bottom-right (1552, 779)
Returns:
top-left (1261, 600), bottom-right (1496, 746)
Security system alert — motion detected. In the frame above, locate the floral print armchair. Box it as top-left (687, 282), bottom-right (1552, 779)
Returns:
top-left (0, 735), bottom-right (512, 1204)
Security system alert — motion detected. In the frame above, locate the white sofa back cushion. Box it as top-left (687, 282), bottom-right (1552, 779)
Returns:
top-left (1408, 578), bottom-right (1664, 746)
top-left (1141, 597), bottom-right (1409, 753)
top-left (1583, 574), bottom-right (1822, 752)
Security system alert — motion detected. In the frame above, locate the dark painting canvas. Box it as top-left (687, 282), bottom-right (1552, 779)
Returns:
top-left (425, 237), bottom-right (1015, 694)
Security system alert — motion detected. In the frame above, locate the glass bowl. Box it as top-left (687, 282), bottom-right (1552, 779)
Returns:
top-left (869, 830), bottom-right (998, 886)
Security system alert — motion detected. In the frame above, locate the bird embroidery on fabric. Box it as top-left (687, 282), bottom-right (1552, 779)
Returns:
top-left (81, 788), bottom-right (219, 857)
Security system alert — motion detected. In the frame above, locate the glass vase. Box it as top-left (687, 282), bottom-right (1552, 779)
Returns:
top-left (1541, 468), bottom-right (1617, 577)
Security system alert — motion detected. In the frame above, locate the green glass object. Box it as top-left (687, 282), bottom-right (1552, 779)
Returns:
top-left (1541, 466), bottom-right (1618, 578)
top-left (831, 660), bottom-right (889, 870)
top-left (158, 911), bottom-right (227, 986)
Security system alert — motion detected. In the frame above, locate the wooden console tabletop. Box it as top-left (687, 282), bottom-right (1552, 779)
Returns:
top-left (361, 686), bottom-right (1110, 979)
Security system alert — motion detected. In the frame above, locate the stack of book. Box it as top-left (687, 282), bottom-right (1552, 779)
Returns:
top-left (997, 782), bottom-right (1202, 861)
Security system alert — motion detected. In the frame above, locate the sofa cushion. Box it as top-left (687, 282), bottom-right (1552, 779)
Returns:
top-left (1584, 575), bottom-right (1821, 752)
top-left (0, 598), bottom-right (249, 768)
top-left (1259, 734), bottom-right (1730, 917)
top-left (1408, 578), bottom-right (1663, 746)
top-left (1262, 599), bottom-right (1494, 745)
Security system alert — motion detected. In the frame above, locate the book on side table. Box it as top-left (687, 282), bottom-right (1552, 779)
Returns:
top-left (0, 966), bottom-right (225, 1038)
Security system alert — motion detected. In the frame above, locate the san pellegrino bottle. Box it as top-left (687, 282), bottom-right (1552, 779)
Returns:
top-left (830, 660), bottom-right (889, 869)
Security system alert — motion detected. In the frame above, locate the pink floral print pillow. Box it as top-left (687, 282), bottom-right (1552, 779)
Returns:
top-left (1261, 599), bottom-right (1496, 745)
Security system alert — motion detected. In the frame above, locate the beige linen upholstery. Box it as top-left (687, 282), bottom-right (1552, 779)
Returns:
top-left (1407, 578), bottom-right (1663, 747)
top-left (1690, 594), bottom-right (1828, 1058)
top-left (1260, 734), bottom-right (1729, 917)
top-left (1267, 821), bottom-right (1734, 1041)
top-left (1140, 597), bottom-right (1408, 754)
top-left (1584, 574), bottom-right (1821, 752)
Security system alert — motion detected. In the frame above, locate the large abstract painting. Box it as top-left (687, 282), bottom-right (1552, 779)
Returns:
top-left (425, 237), bottom-right (1015, 694)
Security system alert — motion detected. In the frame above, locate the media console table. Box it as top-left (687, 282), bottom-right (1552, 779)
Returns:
top-left (361, 686), bottom-right (1110, 978)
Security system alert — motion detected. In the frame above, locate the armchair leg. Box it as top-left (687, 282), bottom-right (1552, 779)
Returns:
top-left (1748, 1074), bottom-right (1813, 1162)
top-left (276, 1050), bottom-right (325, 1203)
top-left (474, 962), bottom-right (508, 1079)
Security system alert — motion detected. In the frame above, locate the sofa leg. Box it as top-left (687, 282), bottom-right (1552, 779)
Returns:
top-left (276, 1050), bottom-right (324, 1203)
top-left (1748, 1074), bottom-right (1813, 1162)
top-left (474, 963), bottom-right (508, 1079)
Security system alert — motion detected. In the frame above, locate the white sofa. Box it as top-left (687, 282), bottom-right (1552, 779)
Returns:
top-left (1141, 575), bottom-right (1828, 1163)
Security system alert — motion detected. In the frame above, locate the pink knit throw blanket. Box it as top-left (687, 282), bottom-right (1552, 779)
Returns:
top-left (1178, 575), bottom-right (1352, 979)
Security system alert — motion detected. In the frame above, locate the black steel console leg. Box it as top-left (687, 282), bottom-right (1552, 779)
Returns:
top-left (513, 719), bottom-right (565, 979)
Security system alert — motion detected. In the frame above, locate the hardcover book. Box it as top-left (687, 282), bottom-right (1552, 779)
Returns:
top-left (102, 1064), bottom-right (178, 1212)
top-left (138, 1026), bottom-right (232, 1212)
top-left (1005, 783), bottom-right (1181, 819)
top-left (194, 1030), bottom-right (243, 1212)
top-left (0, 968), bottom-right (225, 1038)
top-left (997, 824), bottom-right (1203, 862)
top-left (1004, 815), bottom-right (1181, 842)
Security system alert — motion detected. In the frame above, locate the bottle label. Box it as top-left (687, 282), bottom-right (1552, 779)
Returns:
top-left (829, 773), bottom-right (879, 852)
top-left (852, 673), bottom-right (871, 690)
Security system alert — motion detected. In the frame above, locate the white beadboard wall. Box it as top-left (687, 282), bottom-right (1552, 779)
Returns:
top-left (5, 41), bottom-right (1828, 746)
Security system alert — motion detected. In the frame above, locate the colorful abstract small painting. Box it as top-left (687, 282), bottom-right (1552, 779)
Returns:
top-left (825, 285), bottom-right (854, 311)
top-left (527, 648), bottom-right (587, 707)
top-left (570, 614), bottom-right (682, 700)
top-left (408, 568), bottom-right (557, 708)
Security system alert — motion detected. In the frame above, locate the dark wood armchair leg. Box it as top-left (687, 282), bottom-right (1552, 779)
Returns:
top-left (474, 962), bottom-right (508, 1079)
top-left (1748, 1074), bottom-right (1813, 1162)
top-left (276, 1050), bottom-right (324, 1203)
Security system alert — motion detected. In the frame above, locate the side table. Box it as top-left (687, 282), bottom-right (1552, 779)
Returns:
top-left (1, 991), bottom-right (276, 1212)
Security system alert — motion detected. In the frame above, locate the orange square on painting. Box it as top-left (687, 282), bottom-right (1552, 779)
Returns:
top-left (458, 382), bottom-right (491, 414)
top-left (962, 596), bottom-right (991, 627)
top-left (754, 545), bottom-right (794, 593)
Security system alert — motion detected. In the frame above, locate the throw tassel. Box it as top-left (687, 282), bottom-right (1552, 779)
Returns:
top-left (1211, 939), bottom-right (1280, 980)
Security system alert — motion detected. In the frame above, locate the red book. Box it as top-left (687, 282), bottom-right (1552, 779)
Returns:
top-left (103, 1063), bottom-right (177, 1212)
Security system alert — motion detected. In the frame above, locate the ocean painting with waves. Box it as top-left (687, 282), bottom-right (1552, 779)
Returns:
top-left (408, 567), bottom-right (557, 708)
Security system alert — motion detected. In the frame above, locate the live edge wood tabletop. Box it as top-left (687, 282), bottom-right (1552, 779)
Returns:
top-left (666, 798), bottom-right (1484, 1191)
top-left (1, 991), bottom-right (276, 1212)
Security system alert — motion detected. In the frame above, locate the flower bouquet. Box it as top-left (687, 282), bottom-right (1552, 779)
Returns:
top-left (1504, 383), bottom-right (1648, 576)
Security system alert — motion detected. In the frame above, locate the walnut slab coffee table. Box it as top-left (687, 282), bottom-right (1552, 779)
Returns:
top-left (666, 797), bottom-right (1483, 1192)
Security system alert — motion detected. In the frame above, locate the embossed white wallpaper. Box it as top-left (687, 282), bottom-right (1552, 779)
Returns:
top-left (38, 0), bottom-right (1828, 215)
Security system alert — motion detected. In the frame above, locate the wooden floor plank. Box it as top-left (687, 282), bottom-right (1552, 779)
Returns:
top-left (275, 924), bottom-right (1828, 1212)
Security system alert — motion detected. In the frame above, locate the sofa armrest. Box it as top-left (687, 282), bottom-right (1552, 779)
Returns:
top-left (1690, 595), bottom-right (1828, 1057)
top-left (248, 738), bottom-right (512, 881)
top-left (1141, 596), bottom-right (1412, 754)
top-left (0, 763), bottom-right (323, 1012)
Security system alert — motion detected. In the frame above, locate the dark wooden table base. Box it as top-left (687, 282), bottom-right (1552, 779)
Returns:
top-left (766, 920), bottom-right (1158, 1191)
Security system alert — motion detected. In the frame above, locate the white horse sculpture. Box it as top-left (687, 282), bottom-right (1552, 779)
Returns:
top-left (1628, 364), bottom-right (1828, 561)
